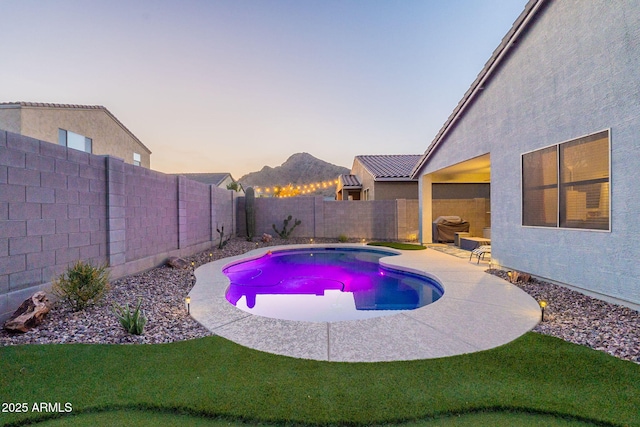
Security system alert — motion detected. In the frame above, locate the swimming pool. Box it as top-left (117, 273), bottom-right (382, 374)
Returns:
top-left (223, 247), bottom-right (443, 322)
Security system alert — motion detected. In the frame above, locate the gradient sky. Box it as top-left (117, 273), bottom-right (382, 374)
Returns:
top-left (1, 0), bottom-right (527, 179)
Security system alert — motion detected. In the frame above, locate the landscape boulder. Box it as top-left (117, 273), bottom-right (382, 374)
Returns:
top-left (261, 233), bottom-right (273, 243)
top-left (4, 291), bottom-right (51, 333)
top-left (166, 256), bottom-right (189, 269)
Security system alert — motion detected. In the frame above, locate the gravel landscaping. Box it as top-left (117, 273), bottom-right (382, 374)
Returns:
top-left (1, 238), bottom-right (638, 364)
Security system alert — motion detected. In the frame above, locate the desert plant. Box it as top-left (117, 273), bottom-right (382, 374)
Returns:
top-left (113, 298), bottom-right (147, 335)
top-left (216, 224), bottom-right (229, 249)
top-left (245, 187), bottom-right (256, 241)
top-left (272, 215), bottom-right (301, 239)
top-left (226, 181), bottom-right (244, 192)
top-left (338, 234), bottom-right (349, 243)
top-left (52, 261), bottom-right (109, 311)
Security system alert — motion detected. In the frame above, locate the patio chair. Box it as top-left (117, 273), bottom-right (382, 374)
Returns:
top-left (469, 245), bottom-right (491, 264)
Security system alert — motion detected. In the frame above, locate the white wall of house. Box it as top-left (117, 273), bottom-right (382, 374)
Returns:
top-left (417, 0), bottom-right (640, 307)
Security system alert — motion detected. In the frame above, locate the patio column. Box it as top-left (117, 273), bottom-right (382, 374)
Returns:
top-left (419, 174), bottom-right (434, 244)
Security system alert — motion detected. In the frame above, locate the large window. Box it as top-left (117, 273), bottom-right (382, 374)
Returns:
top-left (522, 130), bottom-right (610, 231)
top-left (58, 129), bottom-right (92, 153)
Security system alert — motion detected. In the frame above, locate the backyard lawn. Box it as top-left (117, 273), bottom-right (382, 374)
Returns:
top-left (1, 332), bottom-right (639, 426)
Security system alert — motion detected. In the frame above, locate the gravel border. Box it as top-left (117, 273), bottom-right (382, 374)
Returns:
top-left (2, 238), bottom-right (638, 364)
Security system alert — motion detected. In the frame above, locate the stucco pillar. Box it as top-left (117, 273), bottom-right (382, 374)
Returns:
top-left (419, 174), bottom-right (434, 244)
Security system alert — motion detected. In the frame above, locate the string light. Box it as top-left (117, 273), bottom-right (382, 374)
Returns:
top-left (252, 179), bottom-right (340, 198)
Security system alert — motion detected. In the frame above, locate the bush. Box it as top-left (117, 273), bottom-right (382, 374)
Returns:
top-left (52, 261), bottom-right (109, 311)
top-left (338, 234), bottom-right (349, 243)
top-left (113, 299), bottom-right (147, 335)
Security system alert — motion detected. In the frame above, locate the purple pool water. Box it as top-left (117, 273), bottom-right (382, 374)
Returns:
top-left (223, 248), bottom-right (443, 322)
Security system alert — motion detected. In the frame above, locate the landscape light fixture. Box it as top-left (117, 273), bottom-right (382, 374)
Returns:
top-left (185, 296), bottom-right (191, 315)
top-left (310, 238), bottom-right (314, 244)
top-left (539, 300), bottom-right (547, 321)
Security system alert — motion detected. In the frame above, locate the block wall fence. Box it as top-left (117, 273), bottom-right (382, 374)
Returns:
top-left (236, 196), bottom-right (419, 241)
top-left (0, 131), bottom-right (237, 321)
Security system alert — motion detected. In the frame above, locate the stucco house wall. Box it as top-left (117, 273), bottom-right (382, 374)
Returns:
top-left (417, 0), bottom-right (640, 306)
top-left (374, 181), bottom-right (419, 201)
top-left (350, 160), bottom-right (374, 199)
top-left (0, 103), bottom-right (151, 168)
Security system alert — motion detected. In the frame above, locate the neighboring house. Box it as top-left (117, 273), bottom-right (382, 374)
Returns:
top-left (336, 155), bottom-right (421, 201)
top-left (181, 173), bottom-right (242, 193)
top-left (0, 102), bottom-right (151, 168)
top-left (412, 0), bottom-right (640, 308)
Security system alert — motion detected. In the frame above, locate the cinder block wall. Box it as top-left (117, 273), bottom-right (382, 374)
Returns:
top-left (124, 165), bottom-right (179, 262)
top-left (0, 131), bottom-right (236, 321)
top-left (236, 196), bottom-right (418, 241)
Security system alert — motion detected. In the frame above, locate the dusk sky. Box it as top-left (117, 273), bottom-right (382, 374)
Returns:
top-left (2, 0), bottom-right (527, 179)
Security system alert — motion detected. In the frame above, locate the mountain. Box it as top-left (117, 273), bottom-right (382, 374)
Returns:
top-left (238, 153), bottom-right (350, 197)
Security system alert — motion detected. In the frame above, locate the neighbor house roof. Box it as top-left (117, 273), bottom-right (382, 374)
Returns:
top-left (182, 173), bottom-right (234, 187)
top-left (356, 155), bottom-right (422, 181)
top-left (411, 0), bottom-right (545, 178)
top-left (338, 174), bottom-right (362, 188)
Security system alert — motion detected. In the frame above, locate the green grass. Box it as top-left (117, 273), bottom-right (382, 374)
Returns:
top-left (1, 333), bottom-right (639, 426)
top-left (20, 409), bottom-right (608, 426)
top-left (367, 242), bottom-right (426, 250)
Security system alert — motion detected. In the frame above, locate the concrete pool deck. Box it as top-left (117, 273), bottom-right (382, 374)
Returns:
top-left (189, 244), bottom-right (541, 362)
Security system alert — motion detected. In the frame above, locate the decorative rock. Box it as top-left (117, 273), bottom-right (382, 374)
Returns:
top-left (507, 270), bottom-right (531, 283)
top-left (4, 292), bottom-right (52, 333)
top-left (166, 256), bottom-right (189, 269)
top-left (261, 233), bottom-right (273, 243)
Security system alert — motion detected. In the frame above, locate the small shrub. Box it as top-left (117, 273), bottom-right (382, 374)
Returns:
top-left (338, 234), bottom-right (349, 243)
top-left (272, 215), bottom-right (301, 239)
top-left (113, 298), bottom-right (147, 335)
top-left (52, 261), bottom-right (109, 311)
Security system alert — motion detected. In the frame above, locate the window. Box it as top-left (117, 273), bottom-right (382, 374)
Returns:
top-left (522, 130), bottom-right (609, 230)
top-left (133, 153), bottom-right (141, 166)
top-left (363, 188), bottom-right (370, 200)
top-left (58, 129), bottom-right (92, 153)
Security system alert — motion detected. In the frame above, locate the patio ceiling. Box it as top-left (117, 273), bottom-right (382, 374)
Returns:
top-left (430, 154), bottom-right (490, 183)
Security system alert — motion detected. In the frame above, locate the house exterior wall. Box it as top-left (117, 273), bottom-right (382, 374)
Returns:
top-left (417, 0), bottom-right (640, 306)
top-left (373, 181), bottom-right (419, 200)
top-left (0, 105), bottom-right (151, 168)
top-left (0, 108), bottom-right (21, 133)
top-left (351, 160), bottom-right (375, 199)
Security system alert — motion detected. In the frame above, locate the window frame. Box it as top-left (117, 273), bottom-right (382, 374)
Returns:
top-left (58, 128), bottom-right (92, 154)
top-left (521, 129), bottom-right (611, 232)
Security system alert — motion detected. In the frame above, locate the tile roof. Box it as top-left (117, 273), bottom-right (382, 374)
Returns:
top-left (339, 174), bottom-right (362, 187)
top-left (355, 155), bottom-right (422, 180)
top-left (0, 102), bottom-right (152, 154)
top-left (181, 173), bottom-right (233, 186)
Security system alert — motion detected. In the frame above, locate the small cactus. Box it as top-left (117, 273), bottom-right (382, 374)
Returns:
top-left (245, 187), bottom-right (256, 241)
top-left (272, 215), bottom-right (301, 239)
